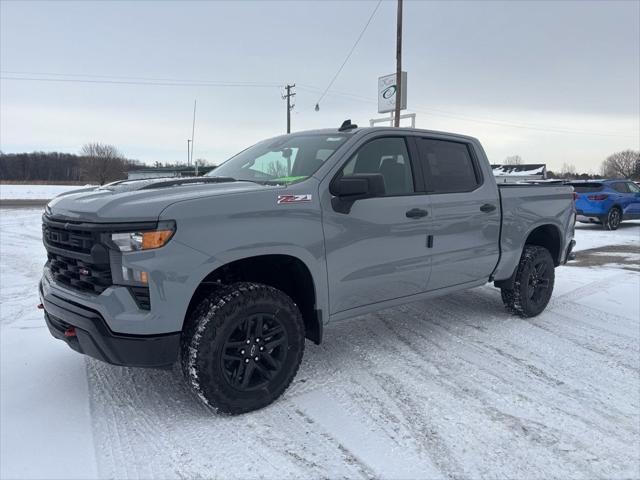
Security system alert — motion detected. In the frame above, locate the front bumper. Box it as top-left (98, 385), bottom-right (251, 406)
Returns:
top-left (40, 282), bottom-right (180, 367)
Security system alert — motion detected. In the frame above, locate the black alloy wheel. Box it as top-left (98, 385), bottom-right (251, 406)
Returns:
top-left (604, 207), bottom-right (622, 230)
top-left (221, 313), bottom-right (288, 391)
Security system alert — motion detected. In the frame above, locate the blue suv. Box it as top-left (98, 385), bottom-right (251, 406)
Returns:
top-left (571, 180), bottom-right (640, 230)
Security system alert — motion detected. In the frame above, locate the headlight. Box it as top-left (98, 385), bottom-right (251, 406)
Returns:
top-left (111, 223), bottom-right (175, 252)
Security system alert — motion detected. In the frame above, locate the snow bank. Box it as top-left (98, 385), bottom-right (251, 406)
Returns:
top-left (0, 184), bottom-right (95, 200)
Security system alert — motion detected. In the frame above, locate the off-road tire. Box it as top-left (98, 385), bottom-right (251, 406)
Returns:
top-left (603, 207), bottom-right (622, 231)
top-left (500, 245), bottom-right (555, 318)
top-left (181, 282), bottom-right (305, 414)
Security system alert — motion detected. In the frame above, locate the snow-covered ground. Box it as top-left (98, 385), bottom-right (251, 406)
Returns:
top-left (0, 184), bottom-right (93, 200)
top-left (1, 208), bottom-right (639, 479)
top-left (573, 221), bottom-right (640, 251)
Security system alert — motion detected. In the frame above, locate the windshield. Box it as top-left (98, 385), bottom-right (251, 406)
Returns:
top-left (207, 133), bottom-right (348, 184)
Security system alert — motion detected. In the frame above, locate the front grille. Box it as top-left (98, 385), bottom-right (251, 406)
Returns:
top-left (43, 216), bottom-right (113, 295)
top-left (47, 251), bottom-right (112, 294)
top-left (42, 216), bottom-right (150, 309)
top-left (43, 223), bottom-right (96, 254)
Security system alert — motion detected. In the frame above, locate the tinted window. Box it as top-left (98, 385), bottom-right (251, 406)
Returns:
top-left (417, 139), bottom-right (480, 193)
top-left (340, 137), bottom-right (414, 196)
top-left (611, 182), bottom-right (630, 193)
top-left (569, 182), bottom-right (603, 193)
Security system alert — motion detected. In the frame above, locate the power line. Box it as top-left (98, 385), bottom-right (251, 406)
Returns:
top-left (2, 72), bottom-right (636, 139)
top-left (298, 85), bottom-right (638, 138)
top-left (0, 75), bottom-right (282, 88)
top-left (1, 70), bottom-right (282, 86)
top-left (314, 0), bottom-right (383, 111)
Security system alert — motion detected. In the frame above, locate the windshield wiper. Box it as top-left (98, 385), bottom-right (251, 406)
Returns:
top-left (235, 179), bottom-right (285, 186)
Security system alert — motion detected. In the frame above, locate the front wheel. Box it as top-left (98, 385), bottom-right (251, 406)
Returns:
top-left (603, 207), bottom-right (622, 230)
top-left (500, 245), bottom-right (555, 318)
top-left (181, 282), bottom-right (305, 414)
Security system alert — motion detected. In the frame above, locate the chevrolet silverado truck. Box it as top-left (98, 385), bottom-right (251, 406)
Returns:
top-left (40, 123), bottom-right (575, 414)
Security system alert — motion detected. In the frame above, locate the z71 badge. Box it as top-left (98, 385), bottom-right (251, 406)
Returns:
top-left (277, 194), bottom-right (312, 204)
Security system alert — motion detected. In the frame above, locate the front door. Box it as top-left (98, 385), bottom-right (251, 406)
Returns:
top-left (322, 136), bottom-right (432, 315)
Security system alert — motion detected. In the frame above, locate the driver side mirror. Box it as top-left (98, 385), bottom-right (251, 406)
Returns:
top-left (330, 173), bottom-right (386, 214)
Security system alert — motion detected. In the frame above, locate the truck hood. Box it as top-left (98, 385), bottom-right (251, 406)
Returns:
top-left (47, 177), bottom-right (272, 222)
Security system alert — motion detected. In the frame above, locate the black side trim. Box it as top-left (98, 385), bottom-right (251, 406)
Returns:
top-left (305, 309), bottom-right (323, 345)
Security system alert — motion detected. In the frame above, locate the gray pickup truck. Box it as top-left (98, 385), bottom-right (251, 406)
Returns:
top-left (40, 123), bottom-right (575, 413)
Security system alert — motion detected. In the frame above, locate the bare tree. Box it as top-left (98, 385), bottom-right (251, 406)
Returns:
top-left (600, 150), bottom-right (640, 179)
top-left (80, 143), bottom-right (125, 185)
top-left (504, 155), bottom-right (523, 165)
top-left (266, 160), bottom-right (288, 178)
top-left (559, 162), bottom-right (577, 179)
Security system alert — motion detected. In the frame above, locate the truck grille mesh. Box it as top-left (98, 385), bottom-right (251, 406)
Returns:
top-left (43, 217), bottom-right (113, 295)
top-left (47, 252), bottom-right (112, 294)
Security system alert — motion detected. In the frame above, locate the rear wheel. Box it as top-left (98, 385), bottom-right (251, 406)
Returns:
top-left (603, 207), bottom-right (622, 230)
top-left (500, 245), bottom-right (555, 318)
top-left (181, 282), bottom-right (305, 414)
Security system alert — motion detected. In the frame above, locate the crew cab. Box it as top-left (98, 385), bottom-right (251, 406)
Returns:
top-left (40, 123), bottom-right (575, 414)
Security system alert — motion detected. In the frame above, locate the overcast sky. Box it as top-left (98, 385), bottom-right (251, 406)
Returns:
top-left (1, 0), bottom-right (638, 172)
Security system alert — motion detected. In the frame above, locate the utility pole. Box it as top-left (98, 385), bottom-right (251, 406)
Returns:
top-left (187, 139), bottom-right (191, 165)
top-left (282, 84), bottom-right (296, 134)
top-left (394, 0), bottom-right (403, 127)
top-left (190, 99), bottom-right (197, 166)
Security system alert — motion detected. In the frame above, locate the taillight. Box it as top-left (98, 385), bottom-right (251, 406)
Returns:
top-left (573, 192), bottom-right (579, 201)
top-left (587, 194), bottom-right (609, 201)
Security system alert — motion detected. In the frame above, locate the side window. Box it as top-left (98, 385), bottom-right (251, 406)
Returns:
top-left (416, 138), bottom-right (480, 193)
top-left (628, 182), bottom-right (640, 193)
top-left (611, 182), bottom-right (629, 193)
top-left (340, 137), bottom-right (414, 196)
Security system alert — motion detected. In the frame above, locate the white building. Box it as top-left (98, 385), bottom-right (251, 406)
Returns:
top-left (491, 164), bottom-right (547, 183)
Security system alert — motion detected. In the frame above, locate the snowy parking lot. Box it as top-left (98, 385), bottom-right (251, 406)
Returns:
top-left (1, 208), bottom-right (639, 479)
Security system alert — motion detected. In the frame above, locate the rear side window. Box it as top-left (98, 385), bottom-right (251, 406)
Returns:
top-left (570, 183), bottom-right (603, 193)
top-left (611, 182), bottom-right (630, 193)
top-left (628, 182), bottom-right (640, 193)
top-left (416, 138), bottom-right (480, 193)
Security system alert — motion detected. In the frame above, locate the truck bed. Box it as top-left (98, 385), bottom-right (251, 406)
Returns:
top-left (493, 183), bottom-right (575, 280)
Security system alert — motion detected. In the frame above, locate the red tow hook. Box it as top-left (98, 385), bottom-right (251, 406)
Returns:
top-left (64, 327), bottom-right (77, 338)
top-left (37, 303), bottom-right (44, 310)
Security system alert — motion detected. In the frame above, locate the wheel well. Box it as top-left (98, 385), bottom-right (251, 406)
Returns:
top-left (525, 224), bottom-right (562, 266)
top-left (186, 255), bottom-right (322, 344)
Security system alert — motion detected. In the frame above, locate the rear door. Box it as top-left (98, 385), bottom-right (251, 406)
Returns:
top-left (615, 181), bottom-right (640, 218)
top-left (413, 137), bottom-right (500, 291)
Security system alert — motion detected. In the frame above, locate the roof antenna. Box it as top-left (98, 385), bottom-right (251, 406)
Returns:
top-left (339, 119), bottom-right (358, 132)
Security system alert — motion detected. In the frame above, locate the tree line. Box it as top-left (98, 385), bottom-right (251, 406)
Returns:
top-left (0, 143), bottom-right (140, 185)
